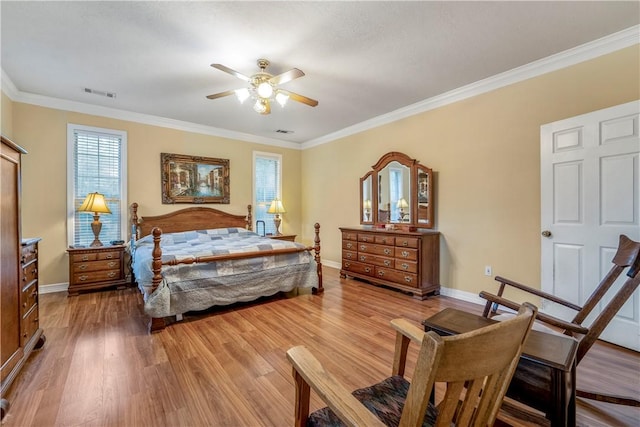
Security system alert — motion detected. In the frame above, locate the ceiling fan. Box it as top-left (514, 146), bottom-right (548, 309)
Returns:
top-left (206, 59), bottom-right (319, 115)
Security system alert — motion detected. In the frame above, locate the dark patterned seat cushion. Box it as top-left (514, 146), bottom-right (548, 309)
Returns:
top-left (307, 375), bottom-right (438, 427)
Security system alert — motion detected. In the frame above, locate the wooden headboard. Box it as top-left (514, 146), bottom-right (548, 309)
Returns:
top-left (131, 203), bottom-right (252, 238)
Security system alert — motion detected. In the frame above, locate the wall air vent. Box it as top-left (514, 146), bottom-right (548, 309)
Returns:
top-left (83, 88), bottom-right (116, 98)
top-left (275, 129), bottom-right (294, 134)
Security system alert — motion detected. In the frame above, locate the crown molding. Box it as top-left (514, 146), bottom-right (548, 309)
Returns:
top-left (301, 25), bottom-right (640, 150)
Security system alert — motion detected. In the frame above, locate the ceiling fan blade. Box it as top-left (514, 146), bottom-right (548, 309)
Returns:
top-left (279, 89), bottom-right (318, 107)
top-left (269, 68), bottom-right (304, 85)
top-left (211, 64), bottom-right (251, 82)
top-left (206, 90), bottom-right (236, 100)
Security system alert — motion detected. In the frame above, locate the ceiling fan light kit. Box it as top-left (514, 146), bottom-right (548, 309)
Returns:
top-left (207, 58), bottom-right (318, 115)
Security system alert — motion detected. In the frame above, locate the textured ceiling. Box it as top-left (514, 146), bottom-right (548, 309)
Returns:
top-left (1, 1), bottom-right (638, 145)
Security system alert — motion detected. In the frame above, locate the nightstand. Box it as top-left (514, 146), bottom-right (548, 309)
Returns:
top-left (268, 234), bottom-right (296, 242)
top-left (67, 245), bottom-right (128, 296)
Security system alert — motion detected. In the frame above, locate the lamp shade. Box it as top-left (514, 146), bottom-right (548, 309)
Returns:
top-left (396, 198), bottom-right (409, 209)
top-left (364, 199), bottom-right (372, 209)
top-left (78, 192), bottom-right (112, 214)
top-left (267, 199), bottom-right (286, 214)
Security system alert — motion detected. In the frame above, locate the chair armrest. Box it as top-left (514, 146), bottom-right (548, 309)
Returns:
top-left (286, 346), bottom-right (386, 427)
top-left (480, 291), bottom-right (589, 335)
top-left (390, 318), bottom-right (424, 344)
top-left (494, 276), bottom-right (583, 311)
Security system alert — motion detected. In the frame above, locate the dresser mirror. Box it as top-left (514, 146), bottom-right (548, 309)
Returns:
top-left (359, 151), bottom-right (434, 229)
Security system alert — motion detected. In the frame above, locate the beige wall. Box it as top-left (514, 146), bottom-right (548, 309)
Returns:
top-left (3, 45), bottom-right (638, 296)
top-left (6, 104), bottom-right (302, 285)
top-left (1, 91), bottom-right (14, 138)
top-left (301, 45), bottom-right (640, 297)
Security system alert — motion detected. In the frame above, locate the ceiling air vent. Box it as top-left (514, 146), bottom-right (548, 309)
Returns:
top-left (83, 88), bottom-right (116, 98)
top-left (275, 129), bottom-right (294, 134)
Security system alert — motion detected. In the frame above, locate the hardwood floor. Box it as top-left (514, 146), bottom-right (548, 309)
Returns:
top-left (3, 267), bottom-right (639, 426)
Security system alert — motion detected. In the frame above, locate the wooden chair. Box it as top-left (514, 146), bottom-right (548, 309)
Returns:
top-left (479, 234), bottom-right (640, 407)
top-left (287, 303), bottom-right (537, 427)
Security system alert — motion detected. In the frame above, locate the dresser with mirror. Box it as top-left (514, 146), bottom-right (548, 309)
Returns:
top-left (341, 152), bottom-right (440, 298)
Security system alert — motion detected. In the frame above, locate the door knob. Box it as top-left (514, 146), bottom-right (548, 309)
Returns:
top-left (541, 230), bottom-right (552, 237)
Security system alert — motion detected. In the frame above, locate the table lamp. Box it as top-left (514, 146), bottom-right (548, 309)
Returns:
top-left (397, 198), bottom-right (409, 221)
top-left (364, 199), bottom-right (372, 221)
top-left (267, 198), bottom-right (286, 235)
top-left (78, 192), bottom-right (111, 246)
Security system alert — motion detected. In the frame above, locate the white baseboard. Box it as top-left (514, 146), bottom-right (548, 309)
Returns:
top-left (438, 287), bottom-right (485, 306)
top-left (39, 282), bottom-right (69, 294)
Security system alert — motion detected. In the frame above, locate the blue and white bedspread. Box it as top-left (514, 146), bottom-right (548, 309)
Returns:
top-left (132, 227), bottom-right (318, 317)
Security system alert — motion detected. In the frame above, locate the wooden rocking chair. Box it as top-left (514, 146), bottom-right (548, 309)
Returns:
top-left (479, 234), bottom-right (640, 407)
top-left (287, 303), bottom-right (536, 427)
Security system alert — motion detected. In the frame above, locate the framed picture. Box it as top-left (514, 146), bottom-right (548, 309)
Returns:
top-left (161, 153), bottom-right (230, 204)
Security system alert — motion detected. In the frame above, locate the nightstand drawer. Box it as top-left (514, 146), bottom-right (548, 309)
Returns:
top-left (21, 305), bottom-right (39, 346)
top-left (73, 269), bottom-right (121, 284)
top-left (72, 252), bottom-right (98, 262)
top-left (21, 282), bottom-right (38, 316)
top-left (21, 244), bottom-right (38, 265)
top-left (73, 259), bottom-right (120, 273)
top-left (22, 263), bottom-right (38, 286)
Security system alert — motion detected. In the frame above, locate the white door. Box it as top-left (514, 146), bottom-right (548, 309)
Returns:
top-left (541, 100), bottom-right (640, 351)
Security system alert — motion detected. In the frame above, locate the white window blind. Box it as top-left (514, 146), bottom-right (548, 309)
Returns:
top-left (254, 152), bottom-right (282, 236)
top-left (67, 124), bottom-right (127, 247)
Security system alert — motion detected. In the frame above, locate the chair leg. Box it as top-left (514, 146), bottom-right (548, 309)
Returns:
top-left (293, 368), bottom-right (311, 427)
top-left (576, 389), bottom-right (640, 407)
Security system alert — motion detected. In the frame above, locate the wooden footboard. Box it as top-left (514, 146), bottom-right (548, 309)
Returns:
top-left (131, 203), bottom-right (322, 333)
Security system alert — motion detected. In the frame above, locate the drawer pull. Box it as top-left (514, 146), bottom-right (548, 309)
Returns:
top-left (23, 333), bottom-right (28, 338)
top-left (79, 275), bottom-right (88, 281)
top-left (360, 245), bottom-right (366, 251)
top-left (23, 302), bottom-right (27, 308)
top-left (383, 249), bottom-right (391, 255)
top-left (384, 260), bottom-right (391, 266)
top-left (79, 264), bottom-right (88, 270)
top-left (346, 243), bottom-right (353, 249)
top-left (107, 272), bottom-right (117, 278)
top-left (364, 267), bottom-right (371, 273)
top-left (402, 241), bottom-right (408, 247)
top-left (360, 256), bottom-right (366, 261)
top-left (82, 255), bottom-right (89, 261)
top-left (344, 262), bottom-right (351, 268)
top-left (404, 276), bottom-right (413, 283)
top-left (105, 254), bottom-right (113, 259)
top-left (346, 253), bottom-right (352, 259)
top-left (31, 289), bottom-right (38, 298)
top-left (107, 261), bottom-right (117, 268)
top-left (378, 270), bottom-right (385, 276)
top-left (401, 251), bottom-right (409, 258)
top-left (401, 263), bottom-right (409, 270)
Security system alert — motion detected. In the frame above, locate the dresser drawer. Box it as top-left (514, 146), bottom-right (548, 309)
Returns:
top-left (375, 267), bottom-right (419, 288)
top-left (72, 252), bottom-right (98, 262)
top-left (358, 243), bottom-right (394, 257)
top-left (21, 244), bottom-right (38, 265)
top-left (395, 247), bottom-right (418, 261)
top-left (73, 259), bottom-right (120, 273)
top-left (22, 262), bottom-right (38, 286)
top-left (374, 235), bottom-right (395, 246)
top-left (342, 232), bottom-right (358, 241)
top-left (395, 259), bottom-right (418, 273)
top-left (358, 253), bottom-right (395, 268)
top-left (21, 282), bottom-right (38, 316)
top-left (395, 237), bottom-right (419, 248)
top-left (342, 260), bottom-right (375, 276)
top-left (342, 250), bottom-right (357, 261)
top-left (21, 305), bottom-right (39, 345)
top-left (358, 233), bottom-right (375, 243)
top-left (343, 240), bottom-right (358, 251)
top-left (73, 269), bottom-right (121, 284)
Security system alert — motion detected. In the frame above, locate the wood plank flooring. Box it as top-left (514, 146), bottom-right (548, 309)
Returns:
top-left (3, 267), bottom-right (639, 426)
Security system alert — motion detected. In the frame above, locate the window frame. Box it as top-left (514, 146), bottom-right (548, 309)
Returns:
top-left (252, 151), bottom-right (283, 235)
top-left (66, 123), bottom-right (128, 246)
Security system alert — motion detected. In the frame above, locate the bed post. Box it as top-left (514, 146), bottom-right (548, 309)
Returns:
top-left (312, 222), bottom-right (323, 294)
top-left (131, 202), bottom-right (139, 241)
top-left (246, 204), bottom-right (253, 231)
top-left (148, 227), bottom-right (166, 333)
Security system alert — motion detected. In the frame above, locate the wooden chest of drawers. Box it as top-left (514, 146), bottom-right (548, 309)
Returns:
top-left (67, 245), bottom-right (128, 295)
top-left (339, 227), bottom-right (440, 299)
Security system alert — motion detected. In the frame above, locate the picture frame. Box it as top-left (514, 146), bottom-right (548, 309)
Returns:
top-left (161, 153), bottom-right (230, 204)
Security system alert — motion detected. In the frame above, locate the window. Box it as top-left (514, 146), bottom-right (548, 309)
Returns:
top-left (389, 167), bottom-right (403, 221)
top-left (67, 124), bottom-right (127, 247)
top-left (253, 151), bottom-right (282, 236)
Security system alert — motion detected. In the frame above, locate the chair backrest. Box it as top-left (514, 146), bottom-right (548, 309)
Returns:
top-left (401, 303), bottom-right (537, 427)
top-left (571, 235), bottom-right (640, 363)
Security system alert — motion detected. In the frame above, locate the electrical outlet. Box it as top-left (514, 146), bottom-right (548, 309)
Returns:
top-left (484, 265), bottom-right (492, 276)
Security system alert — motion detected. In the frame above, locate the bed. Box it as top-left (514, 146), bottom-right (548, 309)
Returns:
top-left (130, 203), bottom-right (322, 332)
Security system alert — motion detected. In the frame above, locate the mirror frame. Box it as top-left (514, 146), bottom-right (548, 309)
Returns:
top-left (360, 151), bottom-right (434, 229)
